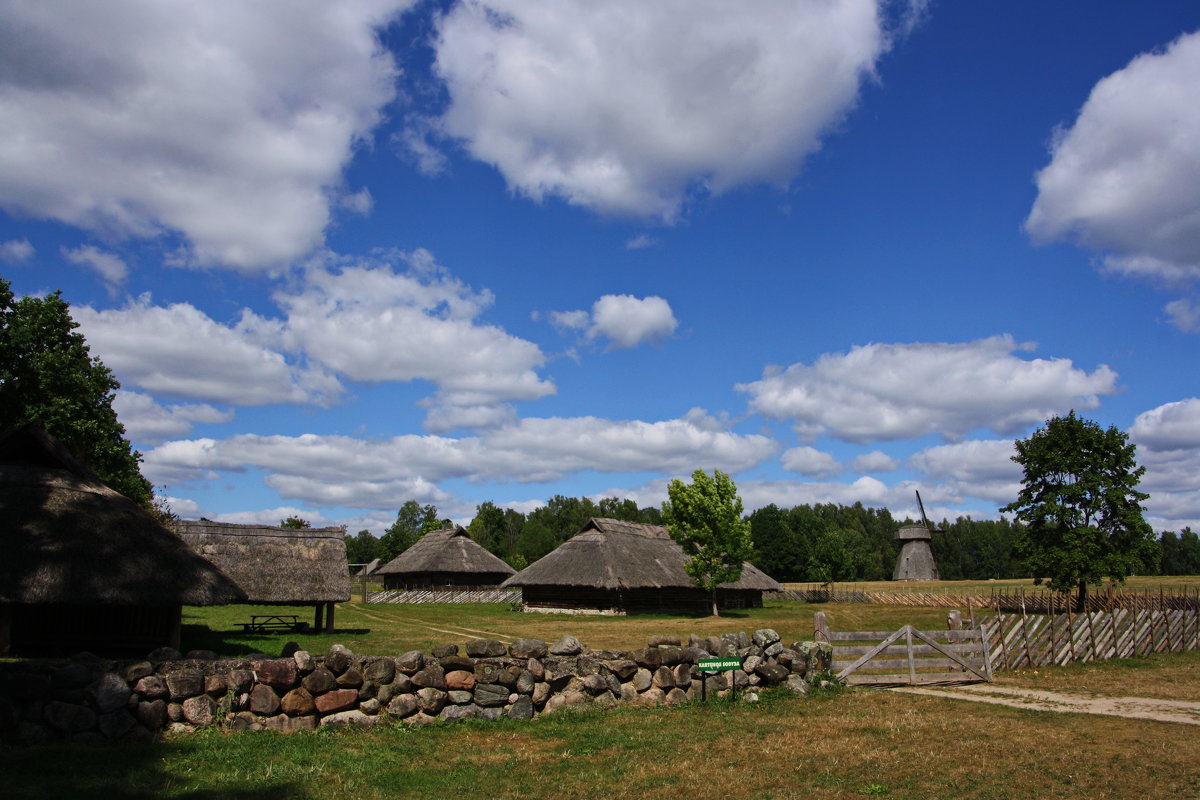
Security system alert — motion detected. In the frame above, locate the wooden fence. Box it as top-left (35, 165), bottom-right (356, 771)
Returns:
top-left (367, 587), bottom-right (521, 604)
top-left (816, 611), bottom-right (991, 686)
top-left (978, 607), bottom-right (1200, 670)
top-left (779, 585), bottom-right (1200, 613)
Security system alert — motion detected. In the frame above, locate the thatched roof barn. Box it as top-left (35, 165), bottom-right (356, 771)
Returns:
top-left (0, 425), bottom-right (244, 656)
top-left (376, 525), bottom-right (515, 590)
top-left (502, 518), bottom-right (782, 614)
top-left (173, 519), bottom-right (350, 632)
top-left (356, 558), bottom-right (381, 579)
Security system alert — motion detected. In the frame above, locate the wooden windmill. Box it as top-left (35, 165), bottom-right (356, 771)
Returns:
top-left (892, 490), bottom-right (940, 581)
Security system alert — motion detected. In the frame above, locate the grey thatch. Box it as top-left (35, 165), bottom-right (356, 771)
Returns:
top-left (376, 525), bottom-right (515, 589)
top-left (173, 519), bottom-right (351, 604)
top-left (356, 558), bottom-right (381, 579)
top-left (503, 518), bottom-right (781, 612)
top-left (0, 424), bottom-right (244, 607)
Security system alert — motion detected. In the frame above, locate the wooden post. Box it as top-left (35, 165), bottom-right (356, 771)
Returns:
top-left (1066, 605), bottom-right (1076, 665)
top-left (814, 611), bottom-right (831, 643)
top-left (314, 603), bottom-right (325, 632)
top-left (325, 602), bottom-right (336, 633)
top-left (905, 626), bottom-right (916, 684)
top-left (1019, 593), bottom-right (1032, 669)
top-left (948, 610), bottom-right (962, 630)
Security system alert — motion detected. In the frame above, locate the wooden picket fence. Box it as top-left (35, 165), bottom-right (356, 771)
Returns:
top-left (978, 606), bottom-right (1200, 670)
top-left (780, 585), bottom-right (1200, 613)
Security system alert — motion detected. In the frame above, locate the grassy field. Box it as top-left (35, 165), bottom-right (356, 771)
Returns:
top-left (5, 648), bottom-right (1199, 799)
top-left (181, 598), bottom-right (957, 657)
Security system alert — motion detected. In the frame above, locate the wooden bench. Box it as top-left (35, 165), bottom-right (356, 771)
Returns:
top-left (238, 615), bottom-right (303, 633)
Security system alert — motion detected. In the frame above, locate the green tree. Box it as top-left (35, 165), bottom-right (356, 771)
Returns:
top-left (344, 529), bottom-right (381, 564)
top-left (379, 500), bottom-right (440, 561)
top-left (1003, 411), bottom-right (1158, 610)
top-left (662, 469), bottom-right (752, 617)
top-left (0, 278), bottom-right (152, 506)
top-left (279, 515), bottom-right (311, 529)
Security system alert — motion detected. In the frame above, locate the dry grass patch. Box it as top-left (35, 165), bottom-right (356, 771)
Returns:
top-left (995, 647), bottom-right (1200, 702)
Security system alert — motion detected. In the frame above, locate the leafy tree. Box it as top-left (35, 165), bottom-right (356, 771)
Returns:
top-left (379, 500), bottom-right (440, 561)
top-left (1159, 528), bottom-right (1200, 576)
top-left (662, 469), bottom-right (752, 617)
top-left (279, 515), bottom-right (311, 529)
top-left (344, 529), bottom-right (381, 564)
top-left (1003, 411), bottom-right (1158, 610)
top-left (0, 277), bottom-right (152, 506)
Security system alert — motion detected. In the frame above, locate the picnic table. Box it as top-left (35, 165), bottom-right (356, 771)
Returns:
top-left (238, 614), bottom-right (304, 633)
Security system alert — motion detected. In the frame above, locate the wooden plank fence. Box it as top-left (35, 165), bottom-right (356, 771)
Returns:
top-left (367, 588), bottom-right (521, 604)
top-left (978, 606), bottom-right (1200, 670)
top-left (816, 611), bottom-right (991, 686)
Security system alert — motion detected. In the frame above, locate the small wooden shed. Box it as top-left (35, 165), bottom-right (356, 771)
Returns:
top-left (0, 425), bottom-right (244, 656)
top-left (502, 517), bottom-right (782, 614)
top-left (173, 520), bottom-right (350, 632)
top-left (375, 525), bottom-right (515, 590)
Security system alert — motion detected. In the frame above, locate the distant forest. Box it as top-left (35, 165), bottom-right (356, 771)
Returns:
top-left (344, 496), bottom-right (1200, 580)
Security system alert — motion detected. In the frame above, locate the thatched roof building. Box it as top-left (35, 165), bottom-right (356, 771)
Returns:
top-left (0, 425), bottom-right (244, 656)
top-left (502, 518), bottom-right (782, 614)
top-left (356, 558), bottom-right (381, 579)
top-left (173, 519), bottom-right (350, 632)
top-left (376, 525), bottom-right (515, 590)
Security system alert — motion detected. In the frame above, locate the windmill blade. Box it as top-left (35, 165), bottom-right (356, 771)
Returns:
top-left (915, 490), bottom-right (932, 530)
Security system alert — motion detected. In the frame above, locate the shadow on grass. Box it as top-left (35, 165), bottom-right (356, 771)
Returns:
top-left (179, 625), bottom-right (371, 657)
top-left (2, 736), bottom-right (309, 800)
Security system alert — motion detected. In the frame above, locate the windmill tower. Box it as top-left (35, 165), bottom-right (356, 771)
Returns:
top-left (893, 491), bottom-right (940, 581)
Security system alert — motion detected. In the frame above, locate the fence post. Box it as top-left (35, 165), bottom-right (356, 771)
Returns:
top-left (814, 611), bottom-right (831, 643)
top-left (948, 610), bottom-right (962, 631)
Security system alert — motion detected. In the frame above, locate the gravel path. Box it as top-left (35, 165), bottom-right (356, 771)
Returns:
top-left (891, 683), bottom-right (1200, 725)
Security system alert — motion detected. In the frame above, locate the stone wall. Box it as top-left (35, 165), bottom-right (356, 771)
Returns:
top-left (0, 630), bottom-right (834, 746)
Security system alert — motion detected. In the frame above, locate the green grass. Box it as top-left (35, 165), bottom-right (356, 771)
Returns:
top-left (182, 598), bottom-right (957, 658)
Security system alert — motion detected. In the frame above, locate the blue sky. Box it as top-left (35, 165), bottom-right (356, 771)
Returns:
top-left (2, 1), bottom-right (1199, 535)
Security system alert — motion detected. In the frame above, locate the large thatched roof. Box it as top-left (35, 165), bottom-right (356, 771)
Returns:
top-left (173, 519), bottom-right (350, 604)
top-left (0, 425), bottom-right (245, 606)
top-left (502, 518), bottom-right (782, 591)
top-left (376, 525), bottom-right (516, 577)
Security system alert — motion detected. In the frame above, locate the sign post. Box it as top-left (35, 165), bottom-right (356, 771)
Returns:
top-left (697, 657), bottom-right (742, 702)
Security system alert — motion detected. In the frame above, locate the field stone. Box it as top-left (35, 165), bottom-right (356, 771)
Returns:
top-left (473, 683), bottom-right (507, 708)
top-left (147, 647), bottom-right (182, 662)
top-left (319, 710), bottom-right (379, 729)
top-left (185, 650), bottom-right (218, 661)
top-left (495, 665), bottom-right (522, 689)
top-left (531, 682), bottom-right (551, 707)
top-left (85, 673), bottom-right (129, 713)
top-left (313, 689), bottom-right (357, 715)
top-left (620, 683), bottom-right (639, 702)
top-left (672, 664), bottom-right (692, 687)
top-left (254, 659), bottom-right (298, 690)
top-left (167, 702), bottom-right (184, 722)
top-left (466, 638), bottom-right (507, 658)
top-left (228, 670), bottom-right (255, 693)
top-left (664, 688), bottom-right (688, 705)
top-left (582, 674), bottom-right (607, 695)
top-left (360, 698), bottom-right (381, 716)
top-left (784, 675), bottom-right (809, 696)
top-left (526, 658), bottom-right (545, 681)
top-left (124, 662), bottom-right (153, 683)
top-left (302, 668), bottom-right (336, 694)
top-left (632, 668), bottom-right (652, 692)
top-left (396, 652), bottom-right (424, 676)
top-left (752, 629), bottom-right (780, 647)
top-left (439, 655), bottom-right (474, 673)
top-left (629, 648), bottom-right (662, 670)
top-left (516, 670), bottom-right (536, 695)
top-left (357, 681), bottom-right (376, 701)
top-left (764, 642), bottom-right (784, 658)
top-left (280, 688), bottom-right (315, 716)
top-left (228, 711), bottom-right (255, 731)
top-left (336, 667), bottom-right (364, 689)
top-left (639, 687), bottom-right (665, 706)
top-left (604, 674), bottom-right (622, 697)
top-left (448, 690), bottom-right (474, 705)
top-left (542, 695), bottom-right (566, 714)
top-left (509, 638), bottom-right (548, 659)
top-left (416, 688), bottom-right (447, 715)
top-left (445, 670), bottom-right (476, 691)
top-left (430, 643), bottom-right (458, 658)
top-left (441, 704), bottom-right (479, 721)
top-left (387, 694), bottom-right (418, 718)
top-left (376, 684), bottom-right (394, 705)
top-left (325, 645), bottom-right (353, 674)
top-left (756, 664), bottom-right (790, 685)
top-left (293, 651), bottom-right (314, 673)
top-left (404, 712), bottom-right (439, 726)
top-left (204, 674), bottom-right (228, 697)
top-left (648, 635), bottom-right (680, 647)
top-left (249, 685), bottom-right (280, 716)
top-left (652, 667), bottom-right (674, 689)
top-left (392, 673), bottom-right (413, 694)
top-left (136, 699), bottom-right (167, 729)
top-left (166, 669), bottom-right (204, 700)
top-left (549, 636), bottom-right (582, 656)
top-left (507, 696), bottom-right (534, 720)
top-left (474, 662), bottom-right (502, 685)
top-left (742, 655), bottom-right (763, 675)
top-left (44, 701), bottom-right (96, 733)
top-left (182, 695), bottom-right (217, 726)
top-left (411, 664), bottom-right (446, 691)
top-left (603, 659), bottom-right (638, 681)
top-left (362, 658), bottom-right (396, 685)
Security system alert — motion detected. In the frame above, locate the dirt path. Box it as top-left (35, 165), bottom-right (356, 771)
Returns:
top-left (892, 683), bottom-right (1200, 725)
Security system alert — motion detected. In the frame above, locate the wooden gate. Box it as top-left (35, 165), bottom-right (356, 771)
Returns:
top-left (816, 613), bottom-right (992, 686)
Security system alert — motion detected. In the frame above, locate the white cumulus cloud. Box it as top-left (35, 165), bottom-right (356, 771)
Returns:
top-left (1130, 398), bottom-right (1200, 452)
top-left (424, 0), bottom-right (888, 219)
top-left (62, 245), bottom-right (128, 293)
top-left (1026, 30), bottom-right (1200, 283)
top-left (113, 390), bottom-right (234, 444)
top-left (0, 238), bottom-right (33, 262)
top-left (737, 335), bottom-right (1118, 443)
top-left (0, 0), bottom-right (413, 270)
top-left (550, 294), bottom-right (678, 350)
top-left (781, 446), bottom-right (841, 478)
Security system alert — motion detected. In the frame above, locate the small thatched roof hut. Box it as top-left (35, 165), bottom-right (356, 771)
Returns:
top-left (356, 558), bottom-right (381, 579)
top-left (502, 518), bottom-right (782, 614)
top-left (173, 519), bottom-right (350, 632)
top-left (0, 425), bottom-right (244, 656)
top-left (376, 525), bottom-right (515, 590)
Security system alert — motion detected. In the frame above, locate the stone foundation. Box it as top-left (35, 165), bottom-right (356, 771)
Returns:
top-left (0, 630), bottom-right (834, 746)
